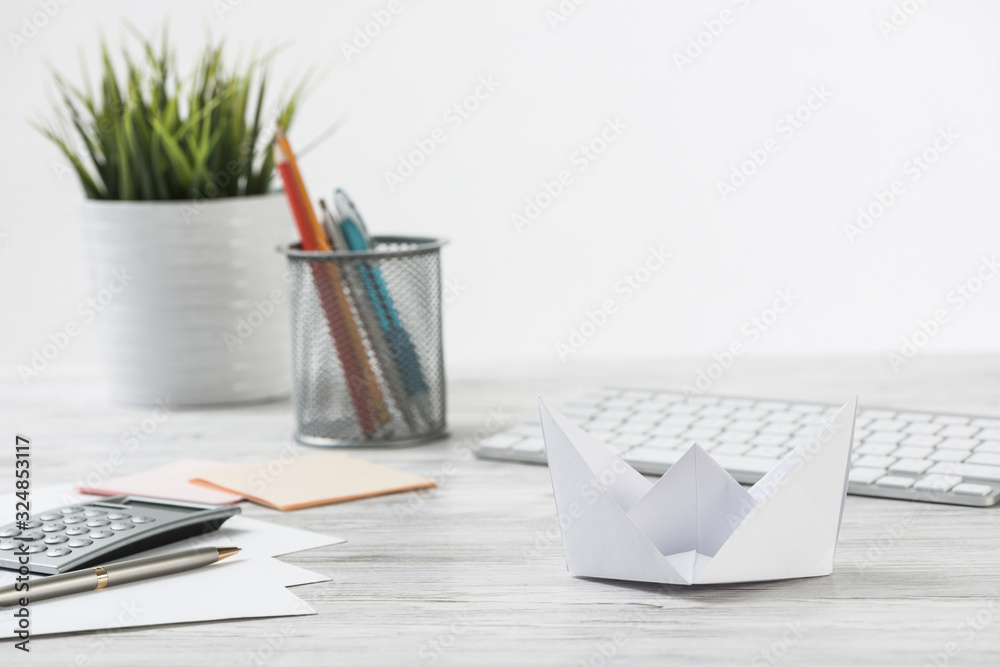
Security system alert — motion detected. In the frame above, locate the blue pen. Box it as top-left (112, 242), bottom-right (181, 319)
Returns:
top-left (334, 190), bottom-right (432, 420)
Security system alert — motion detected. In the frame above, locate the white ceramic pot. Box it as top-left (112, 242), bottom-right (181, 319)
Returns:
top-left (79, 193), bottom-right (293, 406)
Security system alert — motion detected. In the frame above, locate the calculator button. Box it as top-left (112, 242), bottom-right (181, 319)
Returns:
top-left (39, 513), bottom-right (61, 521)
top-left (83, 510), bottom-right (105, 518)
top-left (22, 520), bottom-right (42, 529)
top-left (131, 516), bottom-right (155, 524)
top-left (0, 528), bottom-right (21, 538)
top-left (59, 507), bottom-right (81, 515)
top-left (67, 538), bottom-right (93, 548)
top-left (48, 548), bottom-right (72, 557)
top-left (89, 530), bottom-right (114, 539)
top-left (65, 526), bottom-right (89, 536)
top-left (17, 531), bottom-right (43, 541)
top-left (41, 523), bottom-right (64, 533)
top-left (86, 519), bottom-right (110, 528)
top-left (106, 513), bottom-right (130, 521)
top-left (110, 522), bottom-right (133, 531)
top-left (63, 516), bottom-right (86, 524)
top-left (23, 544), bottom-right (47, 554)
top-left (44, 535), bottom-right (69, 545)
top-left (0, 540), bottom-right (18, 551)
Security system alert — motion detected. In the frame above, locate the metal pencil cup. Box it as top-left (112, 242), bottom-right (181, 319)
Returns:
top-left (282, 236), bottom-right (447, 446)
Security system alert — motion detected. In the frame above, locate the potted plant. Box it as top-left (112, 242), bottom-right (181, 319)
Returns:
top-left (37, 31), bottom-right (302, 406)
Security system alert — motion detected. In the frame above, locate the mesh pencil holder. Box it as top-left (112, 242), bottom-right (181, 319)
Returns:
top-left (281, 236), bottom-right (448, 446)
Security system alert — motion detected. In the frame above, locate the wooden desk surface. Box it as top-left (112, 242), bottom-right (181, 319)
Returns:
top-left (4, 358), bottom-right (1000, 666)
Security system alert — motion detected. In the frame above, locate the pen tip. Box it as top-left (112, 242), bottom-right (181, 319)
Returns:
top-left (216, 547), bottom-right (241, 562)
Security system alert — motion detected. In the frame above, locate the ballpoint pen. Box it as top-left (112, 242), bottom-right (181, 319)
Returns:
top-left (0, 546), bottom-right (239, 607)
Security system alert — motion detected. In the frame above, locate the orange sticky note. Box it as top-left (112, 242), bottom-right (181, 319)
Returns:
top-left (190, 453), bottom-right (436, 511)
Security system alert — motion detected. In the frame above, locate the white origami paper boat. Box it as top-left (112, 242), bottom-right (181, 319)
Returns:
top-left (538, 396), bottom-right (858, 585)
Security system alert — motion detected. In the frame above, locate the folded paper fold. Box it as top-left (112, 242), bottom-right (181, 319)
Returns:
top-left (538, 395), bottom-right (858, 585)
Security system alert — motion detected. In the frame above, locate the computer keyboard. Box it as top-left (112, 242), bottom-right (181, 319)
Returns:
top-left (474, 388), bottom-right (1000, 507)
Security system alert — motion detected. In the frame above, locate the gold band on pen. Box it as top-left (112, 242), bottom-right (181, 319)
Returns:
top-left (93, 566), bottom-right (109, 590)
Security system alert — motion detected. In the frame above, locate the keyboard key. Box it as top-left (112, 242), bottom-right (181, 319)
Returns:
top-left (602, 401), bottom-right (634, 412)
top-left (728, 420), bottom-right (765, 432)
top-left (509, 423), bottom-right (543, 437)
top-left (876, 476), bottom-right (915, 489)
top-left (86, 519), bottom-right (111, 528)
top-left (17, 531), bottom-right (43, 541)
top-left (732, 409), bottom-right (769, 421)
top-left (937, 438), bottom-right (979, 450)
top-left (854, 456), bottom-right (897, 469)
top-left (512, 438), bottom-right (545, 454)
top-left (630, 411), bottom-right (664, 424)
top-left (0, 541), bottom-right (18, 551)
top-left (62, 516), bottom-right (86, 525)
top-left (48, 547), bottom-right (72, 557)
top-left (645, 436), bottom-right (683, 449)
top-left (661, 414), bottom-right (698, 426)
top-left (892, 446), bottom-right (933, 460)
top-left (890, 458), bottom-right (933, 475)
top-left (479, 433), bottom-right (523, 450)
top-left (938, 426), bottom-right (980, 438)
top-left (976, 429), bottom-right (1000, 441)
top-left (624, 447), bottom-right (685, 467)
top-left (648, 424), bottom-right (687, 436)
top-left (929, 450), bottom-right (968, 462)
top-left (683, 429), bottom-right (721, 441)
top-left (900, 435), bottom-right (941, 447)
top-left (588, 420), bottom-right (623, 432)
top-left (617, 421), bottom-right (652, 434)
top-left (951, 483), bottom-right (994, 497)
top-left (712, 444), bottom-right (750, 455)
top-left (716, 430), bottom-right (753, 443)
top-left (39, 513), bottom-right (61, 521)
top-left (965, 453), bottom-right (1000, 467)
top-left (44, 534), bottom-right (69, 545)
top-left (971, 419), bottom-right (1000, 429)
top-left (41, 523), bottom-right (63, 533)
top-left (977, 441), bottom-right (1000, 453)
top-left (89, 530), bottom-right (114, 539)
top-left (914, 474), bottom-right (963, 492)
top-left (903, 422), bottom-right (942, 435)
top-left (861, 409), bottom-right (896, 420)
top-left (0, 528), bottom-right (20, 538)
top-left (865, 431), bottom-right (906, 444)
top-left (764, 412), bottom-right (800, 423)
top-left (698, 407), bottom-right (733, 418)
top-left (930, 463), bottom-right (1000, 482)
top-left (868, 420), bottom-right (906, 432)
top-left (934, 415), bottom-right (970, 425)
top-left (747, 446), bottom-right (786, 459)
top-left (65, 526), bottom-right (89, 536)
top-left (709, 454), bottom-right (776, 476)
top-left (749, 434), bottom-right (789, 447)
top-left (67, 538), bottom-right (93, 548)
top-left (897, 412), bottom-right (933, 422)
top-left (857, 444), bottom-right (897, 456)
top-left (610, 434), bottom-right (647, 447)
top-left (849, 467), bottom-right (886, 485)
top-left (589, 431), bottom-right (615, 443)
top-left (23, 544), bottom-right (47, 554)
top-left (692, 418), bottom-right (730, 430)
top-left (761, 423), bottom-right (798, 435)
top-left (21, 520), bottom-right (41, 529)
top-left (59, 507), bottom-right (81, 515)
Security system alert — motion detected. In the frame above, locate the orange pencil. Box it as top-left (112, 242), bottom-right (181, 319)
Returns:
top-left (274, 138), bottom-right (389, 435)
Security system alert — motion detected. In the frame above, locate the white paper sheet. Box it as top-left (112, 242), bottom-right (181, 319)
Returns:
top-left (0, 485), bottom-right (344, 637)
top-left (538, 396), bottom-right (858, 585)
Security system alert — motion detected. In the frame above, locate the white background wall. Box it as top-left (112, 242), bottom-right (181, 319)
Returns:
top-left (2, 0), bottom-right (999, 382)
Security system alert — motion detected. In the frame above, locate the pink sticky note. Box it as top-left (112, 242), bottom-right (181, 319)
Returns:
top-left (77, 459), bottom-right (244, 505)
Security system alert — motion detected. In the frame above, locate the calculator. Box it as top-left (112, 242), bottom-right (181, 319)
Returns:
top-left (0, 496), bottom-right (241, 575)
